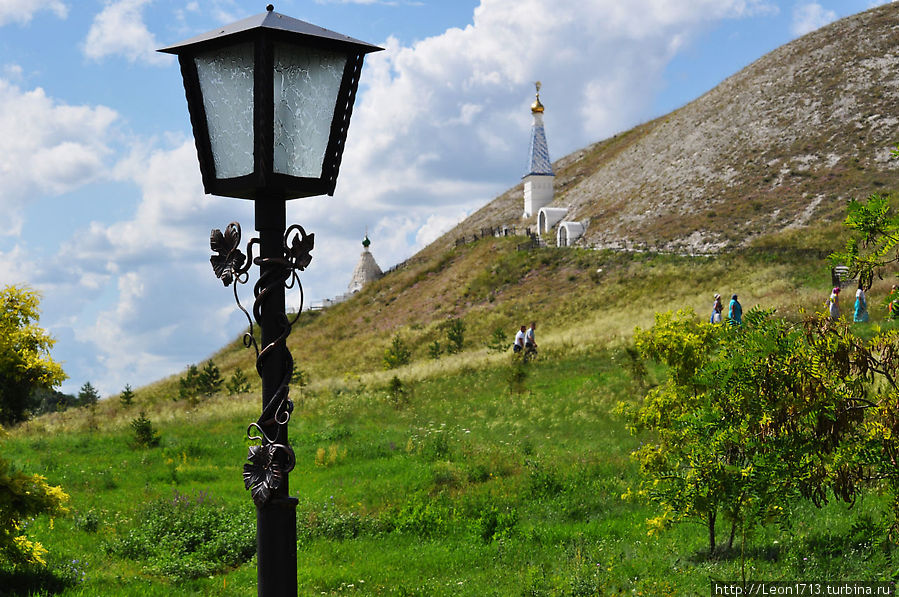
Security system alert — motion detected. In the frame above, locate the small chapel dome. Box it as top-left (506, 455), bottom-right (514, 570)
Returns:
top-left (348, 232), bottom-right (382, 294)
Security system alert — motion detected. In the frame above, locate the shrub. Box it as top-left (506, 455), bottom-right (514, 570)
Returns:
top-left (507, 353), bottom-right (529, 394)
top-left (472, 504), bottom-right (518, 543)
top-left (386, 376), bottom-right (410, 409)
top-left (0, 455), bottom-right (69, 568)
top-left (486, 326), bottom-right (509, 353)
top-left (427, 340), bottom-right (443, 360)
top-left (389, 492), bottom-right (453, 539)
top-left (130, 411), bottom-right (161, 448)
top-left (226, 367), bottom-right (251, 395)
top-left (383, 335), bottom-right (411, 369)
top-left (106, 490), bottom-right (254, 581)
top-left (442, 317), bottom-right (466, 354)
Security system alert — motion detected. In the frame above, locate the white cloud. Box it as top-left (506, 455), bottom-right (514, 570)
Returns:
top-left (83, 0), bottom-right (171, 65)
top-left (791, 2), bottom-right (838, 36)
top-left (13, 0), bottom-right (792, 395)
top-left (0, 80), bottom-right (118, 235)
top-left (334, 0), bottom-right (775, 236)
top-left (0, 0), bottom-right (66, 26)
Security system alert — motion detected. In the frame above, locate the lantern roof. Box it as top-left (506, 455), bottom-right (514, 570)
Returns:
top-left (158, 6), bottom-right (382, 56)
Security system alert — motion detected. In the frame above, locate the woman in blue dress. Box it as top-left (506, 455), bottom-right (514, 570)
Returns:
top-left (728, 294), bottom-right (742, 326)
top-left (854, 284), bottom-right (869, 323)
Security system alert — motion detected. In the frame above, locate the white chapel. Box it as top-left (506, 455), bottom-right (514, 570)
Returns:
top-left (347, 234), bottom-right (383, 294)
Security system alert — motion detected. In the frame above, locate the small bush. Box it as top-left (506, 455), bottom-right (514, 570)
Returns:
top-left (383, 335), bottom-right (411, 369)
top-left (526, 460), bottom-right (565, 498)
top-left (472, 504), bottom-right (518, 543)
top-left (386, 376), bottom-right (410, 409)
top-left (130, 411), bottom-right (161, 448)
top-left (389, 493), bottom-right (453, 539)
top-left (507, 353), bottom-right (529, 394)
top-left (428, 340), bottom-right (443, 360)
top-left (442, 318), bottom-right (466, 354)
top-left (106, 490), bottom-right (254, 581)
top-left (73, 509), bottom-right (100, 533)
top-left (486, 326), bottom-right (509, 353)
top-left (226, 367), bottom-right (251, 395)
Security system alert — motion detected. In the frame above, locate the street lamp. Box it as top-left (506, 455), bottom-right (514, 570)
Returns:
top-left (159, 6), bottom-right (381, 596)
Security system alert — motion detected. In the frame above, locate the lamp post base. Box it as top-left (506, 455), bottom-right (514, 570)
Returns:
top-left (257, 496), bottom-right (299, 597)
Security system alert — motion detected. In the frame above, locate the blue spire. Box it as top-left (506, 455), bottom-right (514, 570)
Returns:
top-left (526, 83), bottom-right (553, 176)
top-left (527, 117), bottom-right (554, 176)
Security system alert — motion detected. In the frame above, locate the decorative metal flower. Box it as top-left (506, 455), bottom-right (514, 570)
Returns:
top-left (286, 226), bottom-right (314, 271)
top-left (243, 443), bottom-right (283, 505)
top-left (210, 223), bottom-right (247, 286)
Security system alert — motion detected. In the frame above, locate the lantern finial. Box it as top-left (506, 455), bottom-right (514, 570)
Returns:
top-left (266, 4), bottom-right (274, 12)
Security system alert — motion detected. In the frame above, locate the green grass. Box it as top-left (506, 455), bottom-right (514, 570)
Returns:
top-left (3, 347), bottom-right (895, 595)
top-left (5, 232), bottom-right (899, 595)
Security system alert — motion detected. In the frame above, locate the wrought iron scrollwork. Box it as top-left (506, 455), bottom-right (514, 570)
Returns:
top-left (210, 221), bottom-right (313, 506)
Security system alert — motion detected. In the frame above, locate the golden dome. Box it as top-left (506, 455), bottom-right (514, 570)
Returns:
top-left (531, 81), bottom-right (544, 113)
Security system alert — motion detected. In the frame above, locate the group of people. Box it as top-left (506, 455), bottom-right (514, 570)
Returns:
top-left (828, 282), bottom-right (875, 322)
top-left (710, 293), bottom-right (743, 326)
top-left (512, 322), bottom-right (538, 356)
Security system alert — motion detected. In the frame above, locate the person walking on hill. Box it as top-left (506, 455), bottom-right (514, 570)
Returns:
top-left (525, 321), bottom-right (538, 359)
top-left (710, 294), bottom-right (723, 324)
top-left (854, 283), bottom-right (869, 323)
top-left (889, 285), bottom-right (899, 320)
top-left (513, 325), bottom-right (526, 354)
top-left (828, 287), bottom-right (841, 321)
top-left (728, 294), bottom-right (742, 326)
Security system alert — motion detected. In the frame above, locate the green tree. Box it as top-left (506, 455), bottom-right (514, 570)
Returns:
top-left (0, 430), bottom-right (70, 567)
top-left (0, 285), bottom-right (67, 425)
top-left (77, 381), bottom-right (100, 406)
top-left (486, 326), bottom-right (509, 353)
top-left (179, 365), bottom-right (200, 401)
top-left (226, 367), bottom-right (251, 395)
top-left (198, 361), bottom-right (223, 396)
top-left (120, 384), bottom-right (135, 407)
top-left (427, 340), bottom-right (443, 360)
top-left (383, 334), bottom-right (411, 369)
top-left (622, 309), bottom-right (869, 553)
top-left (442, 318), bottom-right (466, 354)
top-left (130, 411), bottom-right (161, 448)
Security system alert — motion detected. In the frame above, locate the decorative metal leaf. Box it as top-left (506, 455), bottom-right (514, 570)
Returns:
top-left (243, 444), bottom-right (283, 505)
top-left (287, 230), bottom-right (314, 271)
top-left (210, 223), bottom-right (246, 286)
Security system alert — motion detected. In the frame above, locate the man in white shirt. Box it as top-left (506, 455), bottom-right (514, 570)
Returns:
top-left (513, 325), bottom-right (526, 353)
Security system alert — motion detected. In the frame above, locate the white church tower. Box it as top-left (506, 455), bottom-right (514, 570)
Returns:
top-left (347, 234), bottom-right (383, 294)
top-left (522, 81), bottom-right (555, 218)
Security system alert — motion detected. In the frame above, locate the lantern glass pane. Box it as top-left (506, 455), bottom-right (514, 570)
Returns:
top-left (194, 42), bottom-right (255, 179)
top-left (273, 43), bottom-right (347, 178)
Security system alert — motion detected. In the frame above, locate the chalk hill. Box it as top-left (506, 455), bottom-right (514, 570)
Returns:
top-left (440, 2), bottom-right (899, 254)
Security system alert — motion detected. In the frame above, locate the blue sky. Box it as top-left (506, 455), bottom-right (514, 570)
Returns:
top-left (0, 0), bottom-right (892, 396)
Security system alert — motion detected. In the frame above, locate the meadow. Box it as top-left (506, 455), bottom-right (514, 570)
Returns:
top-left (4, 348), bottom-right (894, 595)
top-left (4, 232), bottom-right (897, 595)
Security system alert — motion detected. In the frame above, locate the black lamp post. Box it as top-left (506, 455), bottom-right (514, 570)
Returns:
top-left (159, 6), bottom-right (381, 596)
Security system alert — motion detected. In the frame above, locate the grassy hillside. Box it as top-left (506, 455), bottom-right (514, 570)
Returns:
top-left (7, 215), bottom-right (899, 594)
